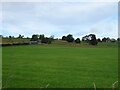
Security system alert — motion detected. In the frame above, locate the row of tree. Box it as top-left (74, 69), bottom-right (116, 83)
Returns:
top-left (82, 35), bottom-right (119, 43)
top-left (8, 34), bottom-right (24, 38)
top-left (62, 34), bottom-right (98, 45)
top-left (31, 34), bottom-right (120, 45)
top-left (1, 34), bottom-right (120, 45)
top-left (62, 34), bottom-right (120, 45)
top-left (31, 34), bottom-right (54, 44)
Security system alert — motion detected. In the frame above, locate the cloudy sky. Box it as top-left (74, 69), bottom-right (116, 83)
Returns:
top-left (0, 0), bottom-right (118, 39)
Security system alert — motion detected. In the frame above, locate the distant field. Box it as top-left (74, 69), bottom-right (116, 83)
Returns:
top-left (51, 40), bottom-right (118, 48)
top-left (1, 38), bottom-right (30, 44)
top-left (1, 38), bottom-right (118, 48)
top-left (2, 45), bottom-right (118, 88)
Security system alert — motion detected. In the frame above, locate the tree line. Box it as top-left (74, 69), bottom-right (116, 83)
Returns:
top-left (1, 34), bottom-right (120, 45)
top-left (62, 34), bottom-right (98, 45)
top-left (30, 34), bottom-right (120, 45)
top-left (30, 34), bottom-right (54, 44)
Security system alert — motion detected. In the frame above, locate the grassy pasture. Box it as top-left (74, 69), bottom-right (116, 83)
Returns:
top-left (52, 40), bottom-right (118, 47)
top-left (2, 45), bottom-right (118, 88)
top-left (1, 38), bottom-right (118, 47)
top-left (1, 38), bottom-right (30, 44)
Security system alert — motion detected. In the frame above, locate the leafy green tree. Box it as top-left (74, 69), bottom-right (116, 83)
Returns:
top-left (66, 34), bottom-right (74, 42)
top-left (39, 34), bottom-right (53, 44)
top-left (106, 37), bottom-right (111, 42)
top-left (41, 37), bottom-right (52, 44)
top-left (75, 38), bottom-right (81, 43)
top-left (82, 35), bottom-right (89, 43)
top-left (31, 35), bottom-right (39, 41)
top-left (39, 34), bottom-right (44, 40)
top-left (110, 38), bottom-right (116, 42)
top-left (62, 36), bottom-right (67, 40)
top-left (9, 36), bottom-right (12, 38)
top-left (102, 37), bottom-right (107, 42)
top-left (117, 38), bottom-right (120, 42)
top-left (18, 34), bottom-right (24, 38)
top-left (82, 34), bottom-right (98, 45)
top-left (50, 35), bottom-right (54, 39)
top-left (88, 34), bottom-right (98, 45)
top-left (97, 38), bottom-right (101, 42)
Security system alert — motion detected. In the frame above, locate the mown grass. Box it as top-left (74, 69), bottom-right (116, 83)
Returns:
top-left (2, 45), bottom-right (118, 88)
top-left (98, 42), bottom-right (118, 47)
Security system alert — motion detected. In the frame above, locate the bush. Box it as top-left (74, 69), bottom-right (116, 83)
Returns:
top-left (41, 37), bottom-right (52, 44)
top-left (31, 35), bottom-right (39, 41)
top-left (62, 36), bottom-right (67, 40)
top-left (66, 34), bottom-right (74, 42)
top-left (75, 38), bottom-right (81, 43)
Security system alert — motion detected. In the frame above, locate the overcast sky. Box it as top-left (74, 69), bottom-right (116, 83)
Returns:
top-left (0, 1), bottom-right (118, 39)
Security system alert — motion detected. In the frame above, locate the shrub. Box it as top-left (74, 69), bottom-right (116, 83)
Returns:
top-left (75, 38), bottom-right (81, 43)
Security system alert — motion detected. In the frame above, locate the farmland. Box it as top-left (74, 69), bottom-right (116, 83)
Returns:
top-left (1, 38), bottom-right (30, 44)
top-left (1, 38), bottom-right (118, 47)
top-left (2, 44), bottom-right (118, 88)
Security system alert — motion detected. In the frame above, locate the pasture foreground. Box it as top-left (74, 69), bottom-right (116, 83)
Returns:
top-left (2, 45), bottom-right (118, 88)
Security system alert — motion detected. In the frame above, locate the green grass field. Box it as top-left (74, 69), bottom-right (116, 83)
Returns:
top-left (2, 45), bottom-right (118, 88)
top-left (1, 38), bottom-right (30, 44)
